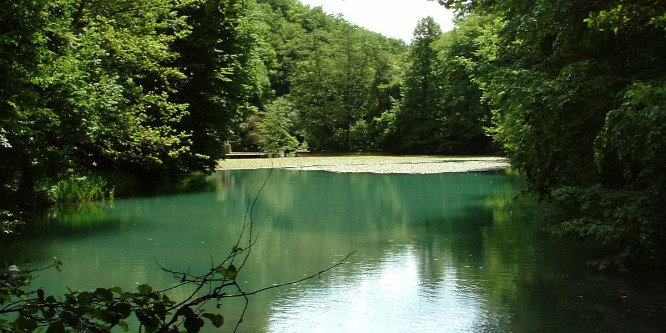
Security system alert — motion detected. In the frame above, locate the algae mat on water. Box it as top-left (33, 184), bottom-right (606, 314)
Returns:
top-left (216, 156), bottom-right (510, 174)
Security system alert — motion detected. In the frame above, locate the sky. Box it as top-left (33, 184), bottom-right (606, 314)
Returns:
top-left (297, 0), bottom-right (455, 43)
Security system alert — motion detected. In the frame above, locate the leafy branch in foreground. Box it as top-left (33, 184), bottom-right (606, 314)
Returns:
top-left (1, 172), bottom-right (354, 332)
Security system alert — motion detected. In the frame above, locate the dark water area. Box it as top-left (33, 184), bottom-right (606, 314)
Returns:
top-left (3, 169), bottom-right (666, 332)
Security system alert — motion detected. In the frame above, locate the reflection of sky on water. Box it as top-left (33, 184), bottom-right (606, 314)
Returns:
top-left (267, 246), bottom-right (496, 332)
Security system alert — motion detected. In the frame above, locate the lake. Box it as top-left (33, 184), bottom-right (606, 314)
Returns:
top-left (4, 169), bottom-right (666, 332)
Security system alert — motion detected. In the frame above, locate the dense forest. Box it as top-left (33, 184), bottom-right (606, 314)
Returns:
top-left (1, 0), bottom-right (495, 231)
top-left (2, 0), bottom-right (666, 268)
top-left (436, 0), bottom-right (666, 270)
top-left (1, 0), bottom-right (666, 330)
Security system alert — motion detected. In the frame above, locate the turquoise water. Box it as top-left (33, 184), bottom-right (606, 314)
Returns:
top-left (4, 169), bottom-right (665, 332)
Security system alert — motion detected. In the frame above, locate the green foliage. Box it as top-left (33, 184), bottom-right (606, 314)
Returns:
top-left (484, 60), bottom-right (612, 195)
top-left (290, 19), bottom-right (394, 150)
top-left (0, 0), bottom-right (194, 218)
top-left (49, 174), bottom-right (113, 206)
top-left (1, 258), bottom-right (190, 332)
top-left (585, 0), bottom-right (666, 32)
top-left (0, 0), bottom-right (270, 227)
top-left (255, 97), bottom-right (302, 155)
top-left (173, 0), bottom-right (269, 170)
top-left (441, 0), bottom-right (666, 268)
top-left (393, 17), bottom-right (445, 153)
top-left (385, 15), bottom-right (495, 154)
top-left (432, 15), bottom-right (494, 153)
top-left (347, 119), bottom-right (371, 151)
top-left (550, 185), bottom-right (663, 271)
top-left (553, 82), bottom-right (666, 269)
top-left (0, 211), bottom-right (22, 235)
top-left (254, 0), bottom-right (408, 151)
top-left (372, 104), bottom-right (400, 150)
top-left (595, 82), bottom-right (666, 187)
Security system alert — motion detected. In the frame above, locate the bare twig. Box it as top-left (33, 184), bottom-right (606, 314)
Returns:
top-left (228, 250), bottom-right (355, 299)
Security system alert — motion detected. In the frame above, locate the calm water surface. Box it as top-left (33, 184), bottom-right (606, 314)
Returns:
top-left (4, 169), bottom-right (666, 332)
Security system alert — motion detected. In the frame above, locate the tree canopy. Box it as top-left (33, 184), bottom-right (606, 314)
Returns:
top-left (439, 0), bottom-right (666, 269)
top-left (1, 0), bottom-right (269, 225)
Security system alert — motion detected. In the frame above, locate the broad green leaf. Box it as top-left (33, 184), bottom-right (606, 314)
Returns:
top-left (15, 314), bottom-right (38, 331)
top-left (135, 310), bottom-right (159, 331)
top-left (113, 302), bottom-right (132, 318)
top-left (215, 264), bottom-right (237, 279)
top-left (202, 313), bottom-right (224, 328)
top-left (184, 315), bottom-right (205, 333)
top-left (137, 284), bottom-right (153, 294)
top-left (226, 264), bottom-right (237, 279)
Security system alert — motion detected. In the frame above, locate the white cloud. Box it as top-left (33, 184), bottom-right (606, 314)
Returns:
top-left (298, 0), bottom-right (454, 43)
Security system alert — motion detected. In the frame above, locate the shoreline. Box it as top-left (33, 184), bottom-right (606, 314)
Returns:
top-left (216, 155), bottom-right (510, 174)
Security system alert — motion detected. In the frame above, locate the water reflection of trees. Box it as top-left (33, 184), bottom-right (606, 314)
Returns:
top-left (10, 169), bottom-right (652, 331)
top-left (217, 169), bottom-right (631, 331)
top-left (211, 169), bottom-right (537, 330)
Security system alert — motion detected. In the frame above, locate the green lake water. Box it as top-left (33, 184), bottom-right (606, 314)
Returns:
top-left (4, 169), bottom-right (666, 332)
